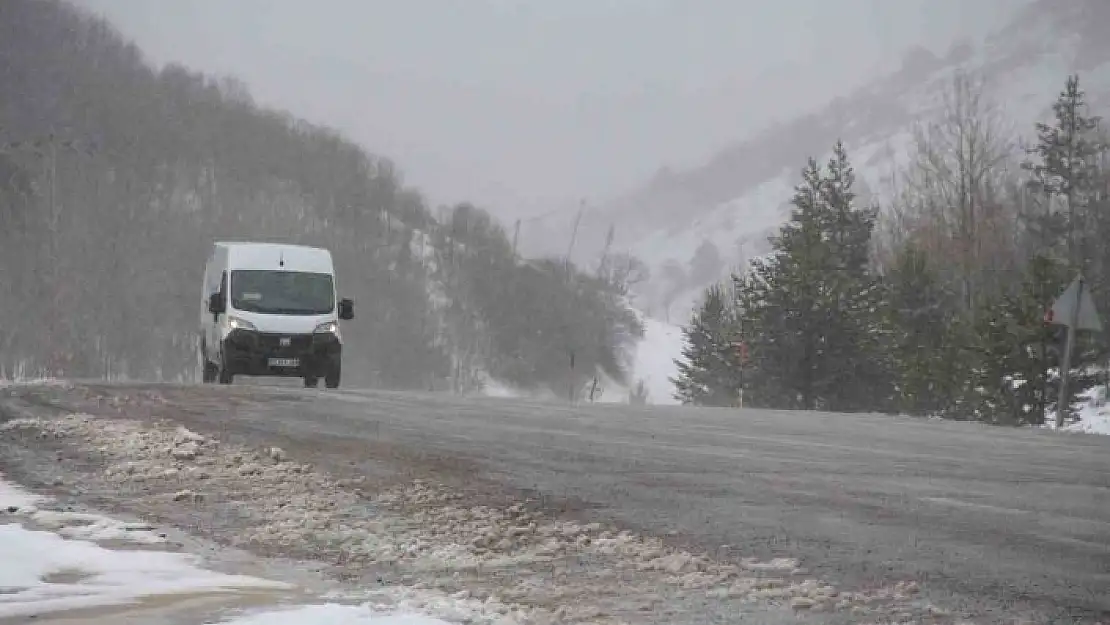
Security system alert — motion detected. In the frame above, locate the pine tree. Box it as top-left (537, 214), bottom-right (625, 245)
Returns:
top-left (965, 255), bottom-right (1101, 424)
top-left (1020, 74), bottom-right (1107, 420)
top-left (884, 244), bottom-right (965, 417)
top-left (816, 142), bottom-right (891, 411)
top-left (671, 284), bottom-right (740, 406)
top-left (1022, 74), bottom-right (1105, 269)
top-left (733, 259), bottom-right (794, 408)
top-left (734, 142), bottom-right (886, 411)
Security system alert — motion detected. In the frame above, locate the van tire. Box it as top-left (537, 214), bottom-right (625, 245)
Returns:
top-left (202, 361), bottom-right (218, 384)
top-left (324, 365), bottom-right (340, 389)
top-left (217, 352), bottom-right (234, 385)
top-left (200, 342), bottom-right (218, 383)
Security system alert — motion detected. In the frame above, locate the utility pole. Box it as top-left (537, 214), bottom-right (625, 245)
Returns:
top-left (564, 199), bottom-right (585, 273)
top-left (511, 218), bottom-right (520, 256)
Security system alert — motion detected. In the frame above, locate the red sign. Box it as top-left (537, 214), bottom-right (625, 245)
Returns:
top-left (732, 341), bottom-right (749, 363)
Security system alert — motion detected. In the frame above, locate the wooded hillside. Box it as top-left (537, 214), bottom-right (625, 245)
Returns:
top-left (0, 0), bottom-right (641, 393)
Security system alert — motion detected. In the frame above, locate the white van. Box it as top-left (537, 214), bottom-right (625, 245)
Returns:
top-left (198, 242), bottom-right (353, 388)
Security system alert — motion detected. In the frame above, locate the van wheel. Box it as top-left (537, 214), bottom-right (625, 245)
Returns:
top-left (304, 376), bottom-right (318, 388)
top-left (200, 341), bottom-right (217, 383)
top-left (217, 353), bottom-right (234, 385)
top-left (199, 341), bottom-right (218, 386)
top-left (324, 365), bottom-right (340, 389)
top-left (202, 361), bottom-right (218, 384)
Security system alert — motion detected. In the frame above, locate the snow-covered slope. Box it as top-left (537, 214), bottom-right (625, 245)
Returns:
top-left (517, 0), bottom-right (1110, 322)
top-left (620, 315), bottom-right (685, 406)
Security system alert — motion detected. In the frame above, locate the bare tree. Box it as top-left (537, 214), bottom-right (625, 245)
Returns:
top-left (887, 71), bottom-right (1021, 312)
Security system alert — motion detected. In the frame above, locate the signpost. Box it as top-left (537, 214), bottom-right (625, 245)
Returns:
top-left (732, 339), bottom-right (748, 409)
top-left (1046, 275), bottom-right (1103, 428)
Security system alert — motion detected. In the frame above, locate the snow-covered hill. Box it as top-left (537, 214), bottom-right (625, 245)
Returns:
top-left (517, 0), bottom-right (1110, 322)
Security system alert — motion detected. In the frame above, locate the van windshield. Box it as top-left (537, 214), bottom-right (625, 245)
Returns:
top-left (230, 270), bottom-right (335, 316)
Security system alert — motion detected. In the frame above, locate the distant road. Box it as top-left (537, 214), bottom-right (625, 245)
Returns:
top-left (10, 382), bottom-right (1110, 623)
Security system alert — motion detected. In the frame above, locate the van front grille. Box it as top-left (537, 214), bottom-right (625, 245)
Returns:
top-left (256, 333), bottom-right (313, 353)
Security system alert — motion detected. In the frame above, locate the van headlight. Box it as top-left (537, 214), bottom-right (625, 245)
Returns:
top-left (226, 316), bottom-right (256, 331)
top-left (314, 321), bottom-right (340, 335)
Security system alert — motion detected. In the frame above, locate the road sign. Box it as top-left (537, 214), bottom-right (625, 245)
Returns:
top-left (731, 340), bottom-right (749, 363)
top-left (1051, 275), bottom-right (1103, 428)
top-left (1049, 276), bottom-right (1102, 331)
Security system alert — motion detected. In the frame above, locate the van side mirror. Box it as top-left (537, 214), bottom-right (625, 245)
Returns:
top-left (338, 298), bottom-right (354, 321)
top-left (208, 292), bottom-right (226, 315)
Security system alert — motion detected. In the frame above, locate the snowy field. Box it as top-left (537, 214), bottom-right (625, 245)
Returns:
top-left (627, 317), bottom-right (685, 405)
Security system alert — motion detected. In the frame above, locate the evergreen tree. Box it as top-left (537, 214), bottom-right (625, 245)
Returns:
top-left (815, 142), bottom-right (891, 411)
top-left (1019, 74), bottom-right (1107, 420)
top-left (733, 261), bottom-right (796, 409)
top-left (884, 244), bottom-right (965, 417)
top-left (734, 142), bottom-right (886, 411)
top-left (969, 256), bottom-right (1071, 424)
top-left (1022, 74), bottom-right (1105, 269)
top-left (671, 284), bottom-right (740, 406)
top-left (734, 158), bottom-right (824, 409)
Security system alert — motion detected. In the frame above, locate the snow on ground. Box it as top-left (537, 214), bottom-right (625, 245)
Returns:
top-left (1070, 404), bottom-right (1110, 435)
top-left (0, 475), bottom-right (289, 620)
top-left (629, 316), bottom-right (684, 406)
top-left (1046, 387), bottom-right (1110, 435)
top-left (588, 313), bottom-right (684, 406)
top-left (218, 603), bottom-right (448, 625)
top-left (0, 474), bottom-right (459, 624)
top-left (479, 310), bottom-right (685, 406)
top-left (0, 375), bottom-right (69, 389)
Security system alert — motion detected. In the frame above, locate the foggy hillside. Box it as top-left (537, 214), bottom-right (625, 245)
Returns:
top-left (0, 0), bottom-right (642, 395)
top-left (517, 0), bottom-right (1110, 321)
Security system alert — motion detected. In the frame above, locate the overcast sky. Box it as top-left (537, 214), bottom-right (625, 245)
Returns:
top-left (73, 0), bottom-right (1023, 218)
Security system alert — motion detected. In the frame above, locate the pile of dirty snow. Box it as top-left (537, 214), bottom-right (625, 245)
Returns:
top-left (0, 475), bottom-right (290, 620)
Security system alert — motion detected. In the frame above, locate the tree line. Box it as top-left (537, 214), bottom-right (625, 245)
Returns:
top-left (673, 72), bottom-right (1109, 425)
top-left (0, 0), bottom-right (641, 395)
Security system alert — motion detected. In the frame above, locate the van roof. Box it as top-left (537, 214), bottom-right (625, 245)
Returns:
top-left (215, 242), bottom-right (335, 273)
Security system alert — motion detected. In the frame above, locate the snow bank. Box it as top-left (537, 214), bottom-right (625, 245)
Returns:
top-left (0, 376), bottom-right (69, 389)
top-left (0, 475), bottom-right (289, 620)
top-left (0, 475), bottom-right (457, 625)
top-left (1047, 387), bottom-right (1110, 435)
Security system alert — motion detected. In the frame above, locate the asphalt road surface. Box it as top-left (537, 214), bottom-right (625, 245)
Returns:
top-left (11, 382), bottom-right (1110, 623)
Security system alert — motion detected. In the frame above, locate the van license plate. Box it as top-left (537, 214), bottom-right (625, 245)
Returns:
top-left (269, 358), bottom-right (299, 368)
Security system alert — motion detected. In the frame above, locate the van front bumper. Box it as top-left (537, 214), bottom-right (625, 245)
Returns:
top-left (221, 329), bottom-right (341, 377)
